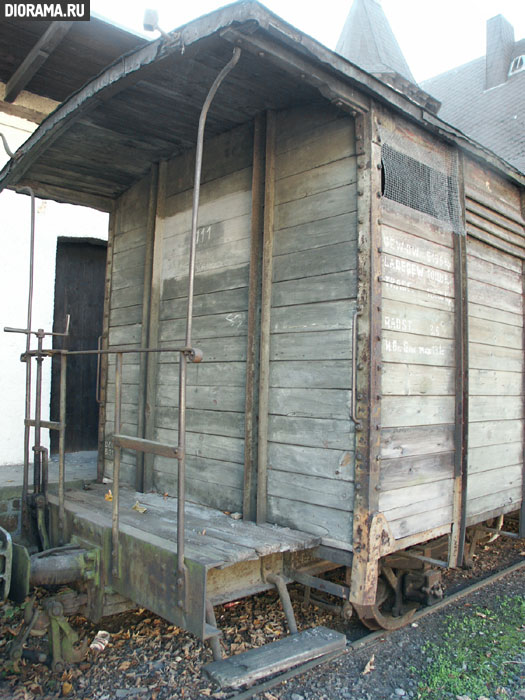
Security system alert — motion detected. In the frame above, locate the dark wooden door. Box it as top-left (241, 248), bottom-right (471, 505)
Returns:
top-left (50, 238), bottom-right (107, 453)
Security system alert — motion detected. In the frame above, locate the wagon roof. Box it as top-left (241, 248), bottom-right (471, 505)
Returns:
top-left (1, 0), bottom-right (523, 211)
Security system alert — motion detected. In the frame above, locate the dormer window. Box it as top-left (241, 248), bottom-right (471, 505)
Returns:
top-left (509, 55), bottom-right (525, 76)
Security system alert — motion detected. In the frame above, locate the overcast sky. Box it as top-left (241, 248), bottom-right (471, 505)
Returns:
top-left (91, 0), bottom-right (525, 82)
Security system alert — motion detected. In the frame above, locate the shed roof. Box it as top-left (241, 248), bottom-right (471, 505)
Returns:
top-left (1, 0), bottom-right (523, 212)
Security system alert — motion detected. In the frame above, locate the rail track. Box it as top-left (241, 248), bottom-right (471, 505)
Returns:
top-left (228, 558), bottom-right (525, 700)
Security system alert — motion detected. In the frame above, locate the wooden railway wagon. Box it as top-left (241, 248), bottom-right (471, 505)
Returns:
top-left (1, 0), bottom-right (524, 681)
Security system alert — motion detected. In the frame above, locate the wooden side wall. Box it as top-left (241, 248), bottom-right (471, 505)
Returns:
top-left (265, 105), bottom-right (358, 547)
top-left (152, 123), bottom-right (254, 511)
top-left (104, 175), bottom-right (152, 484)
top-left (464, 158), bottom-right (525, 524)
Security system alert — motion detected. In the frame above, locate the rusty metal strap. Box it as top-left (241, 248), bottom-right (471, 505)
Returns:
top-left (113, 434), bottom-right (181, 460)
top-left (291, 570), bottom-right (350, 600)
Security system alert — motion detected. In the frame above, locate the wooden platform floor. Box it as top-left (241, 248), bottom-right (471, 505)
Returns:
top-left (51, 484), bottom-right (321, 569)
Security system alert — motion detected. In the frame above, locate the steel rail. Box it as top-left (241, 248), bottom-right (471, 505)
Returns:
top-left (226, 558), bottom-right (525, 700)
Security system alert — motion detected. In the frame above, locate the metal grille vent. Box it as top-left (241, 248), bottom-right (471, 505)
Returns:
top-left (380, 137), bottom-right (464, 234)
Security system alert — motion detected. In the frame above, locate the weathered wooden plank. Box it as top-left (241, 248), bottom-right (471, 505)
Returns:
top-left (163, 264), bottom-right (249, 301)
top-left (111, 285), bottom-right (144, 310)
top-left (156, 427), bottom-right (244, 465)
top-left (467, 251), bottom-right (522, 293)
top-left (467, 225), bottom-right (525, 262)
top-left (157, 361), bottom-right (246, 387)
top-left (276, 103), bottom-right (344, 153)
top-left (154, 453), bottom-right (243, 489)
top-left (469, 342), bottom-right (523, 372)
top-left (381, 396), bottom-right (455, 428)
top-left (268, 495), bottom-right (351, 543)
top-left (466, 211), bottom-right (525, 252)
top-left (467, 278), bottom-right (523, 315)
top-left (466, 233), bottom-right (523, 272)
top-left (267, 442), bottom-right (354, 481)
top-left (381, 363), bottom-right (454, 396)
top-left (276, 119), bottom-right (355, 180)
top-left (469, 419), bottom-right (523, 448)
top-left (381, 226), bottom-right (453, 272)
top-left (379, 451), bottom-right (454, 490)
top-left (464, 158), bottom-right (522, 217)
top-left (382, 298), bottom-right (454, 338)
top-left (272, 269), bottom-right (357, 307)
top-left (469, 396), bottom-right (523, 422)
top-left (268, 415), bottom-right (354, 450)
top-left (389, 504), bottom-right (453, 540)
top-left (467, 301), bottom-right (522, 328)
top-left (110, 304), bottom-right (143, 327)
top-left (382, 253), bottom-right (454, 298)
top-left (273, 212), bottom-right (357, 258)
top-left (270, 360), bottom-right (351, 389)
top-left (271, 330), bottom-right (352, 361)
top-left (273, 241), bottom-right (357, 283)
top-left (161, 286), bottom-right (249, 321)
top-left (276, 157), bottom-right (357, 206)
top-left (156, 406), bottom-right (244, 439)
top-left (114, 226), bottom-right (148, 255)
top-left (380, 425), bottom-right (454, 459)
top-left (268, 388), bottom-right (350, 420)
top-left (468, 464), bottom-right (522, 501)
top-left (379, 477), bottom-right (453, 513)
top-left (381, 197), bottom-right (454, 249)
top-left (159, 311), bottom-right (248, 342)
top-left (469, 369), bottom-right (523, 395)
top-left (111, 264), bottom-right (145, 291)
top-left (158, 335), bottom-right (247, 363)
top-left (117, 176), bottom-right (150, 233)
top-left (468, 442), bottom-right (522, 474)
top-left (112, 244), bottom-right (147, 273)
top-left (157, 384), bottom-right (245, 412)
top-left (382, 274), bottom-right (454, 312)
top-left (268, 470), bottom-right (353, 510)
top-left (271, 300), bottom-right (354, 334)
top-left (204, 626), bottom-right (346, 690)
top-left (163, 213), bottom-right (251, 266)
top-left (467, 199), bottom-right (524, 239)
top-left (163, 235), bottom-right (251, 279)
top-left (164, 168), bottom-right (252, 221)
top-left (276, 183), bottom-right (357, 231)
top-left (382, 330), bottom-right (455, 367)
top-left (108, 324), bottom-right (142, 346)
top-left (466, 486), bottom-right (522, 520)
top-left (469, 316), bottom-right (522, 349)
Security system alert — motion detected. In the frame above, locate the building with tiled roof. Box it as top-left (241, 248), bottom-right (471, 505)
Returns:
top-left (422, 15), bottom-right (525, 174)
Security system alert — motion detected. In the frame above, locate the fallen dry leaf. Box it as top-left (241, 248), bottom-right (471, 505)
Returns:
top-left (62, 681), bottom-right (73, 696)
top-left (118, 660), bottom-right (132, 671)
top-left (362, 653), bottom-right (375, 675)
top-left (104, 489), bottom-right (113, 502)
top-left (132, 500), bottom-right (147, 514)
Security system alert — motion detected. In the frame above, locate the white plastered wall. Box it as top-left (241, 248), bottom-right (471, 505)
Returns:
top-left (0, 110), bottom-right (109, 465)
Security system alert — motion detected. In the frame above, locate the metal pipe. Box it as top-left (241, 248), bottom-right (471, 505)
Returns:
top-left (0, 132), bottom-right (15, 158)
top-left (58, 353), bottom-right (67, 542)
top-left (176, 47), bottom-right (241, 610)
top-left (33, 331), bottom-right (44, 494)
top-left (21, 344), bottom-right (197, 357)
top-left (266, 574), bottom-right (298, 635)
top-left (112, 352), bottom-right (123, 579)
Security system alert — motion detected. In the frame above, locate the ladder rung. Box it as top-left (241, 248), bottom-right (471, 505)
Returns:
top-left (113, 434), bottom-right (181, 459)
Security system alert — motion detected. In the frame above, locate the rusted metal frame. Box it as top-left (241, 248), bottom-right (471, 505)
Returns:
top-left (175, 47), bottom-right (242, 610)
top-left (28, 345), bottom-right (196, 358)
top-left (521, 256), bottom-right (525, 539)
top-left (349, 105), bottom-right (384, 607)
top-left (58, 353), bottom-right (67, 543)
top-left (243, 112), bottom-right (266, 521)
top-left (291, 570), bottom-right (350, 601)
top-left (136, 165), bottom-right (160, 492)
top-left (33, 330), bottom-right (45, 495)
top-left (256, 109), bottom-right (276, 526)
top-left (449, 151), bottom-right (469, 567)
top-left (97, 207), bottom-right (117, 484)
top-left (205, 600), bottom-right (222, 662)
top-left (25, 419), bottom-right (60, 431)
top-left (351, 307), bottom-right (363, 426)
top-left (112, 352), bottom-right (123, 579)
